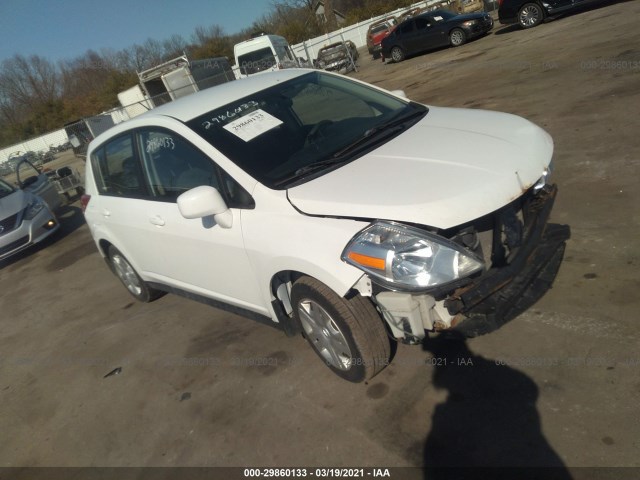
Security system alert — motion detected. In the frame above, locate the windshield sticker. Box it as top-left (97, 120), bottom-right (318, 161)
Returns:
top-left (223, 109), bottom-right (283, 142)
top-left (434, 15), bottom-right (443, 21)
top-left (201, 101), bottom-right (260, 130)
top-left (146, 136), bottom-right (175, 154)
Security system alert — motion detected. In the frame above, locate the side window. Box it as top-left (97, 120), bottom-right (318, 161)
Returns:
top-left (91, 134), bottom-right (146, 198)
top-left (400, 20), bottom-right (415, 35)
top-left (138, 129), bottom-right (218, 202)
top-left (137, 128), bottom-right (253, 208)
top-left (415, 17), bottom-right (430, 30)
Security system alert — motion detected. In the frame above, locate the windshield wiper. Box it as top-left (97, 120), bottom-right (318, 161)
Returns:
top-left (275, 106), bottom-right (427, 187)
top-left (331, 107), bottom-right (426, 159)
top-left (274, 156), bottom-right (352, 186)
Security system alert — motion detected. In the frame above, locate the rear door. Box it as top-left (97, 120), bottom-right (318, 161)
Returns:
top-left (16, 160), bottom-right (62, 210)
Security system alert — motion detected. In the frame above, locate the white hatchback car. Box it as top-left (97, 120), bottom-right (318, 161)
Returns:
top-left (82, 69), bottom-right (569, 382)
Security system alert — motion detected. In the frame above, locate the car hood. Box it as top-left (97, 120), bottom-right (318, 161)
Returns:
top-left (0, 189), bottom-right (30, 218)
top-left (287, 106), bottom-right (553, 230)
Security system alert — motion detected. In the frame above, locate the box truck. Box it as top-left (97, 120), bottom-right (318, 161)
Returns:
top-left (137, 55), bottom-right (235, 107)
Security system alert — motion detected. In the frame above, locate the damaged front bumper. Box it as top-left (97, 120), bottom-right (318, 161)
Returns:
top-left (444, 184), bottom-right (570, 337)
top-left (373, 184), bottom-right (570, 340)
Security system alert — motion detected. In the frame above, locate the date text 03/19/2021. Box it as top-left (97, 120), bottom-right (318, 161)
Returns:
top-left (243, 468), bottom-right (391, 477)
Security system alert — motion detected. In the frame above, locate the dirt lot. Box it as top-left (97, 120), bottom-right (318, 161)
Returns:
top-left (1, 0), bottom-right (639, 474)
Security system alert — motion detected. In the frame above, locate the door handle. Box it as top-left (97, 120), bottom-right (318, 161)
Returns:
top-left (102, 209), bottom-right (111, 217)
top-left (149, 215), bottom-right (165, 226)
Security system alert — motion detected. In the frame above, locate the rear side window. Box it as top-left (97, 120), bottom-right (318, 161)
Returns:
top-left (91, 134), bottom-right (147, 198)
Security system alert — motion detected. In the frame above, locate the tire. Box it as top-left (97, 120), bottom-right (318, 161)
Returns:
top-left (291, 276), bottom-right (390, 382)
top-left (372, 50), bottom-right (380, 60)
top-left (108, 246), bottom-right (164, 302)
top-left (390, 46), bottom-right (405, 63)
top-left (518, 3), bottom-right (544, 28)
top-left (450, 28), bottom-right (467, 47)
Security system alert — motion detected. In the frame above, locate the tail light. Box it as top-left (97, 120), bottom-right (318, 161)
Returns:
top-left (80, 194), bottom-right (91, 214)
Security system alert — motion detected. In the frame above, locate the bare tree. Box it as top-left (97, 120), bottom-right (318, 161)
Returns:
top-left (323, 0), bottom-right (339, 31)
top-left (163, 34), bottom-right (189, 59)
top-left (0, 55), bottom-right (59, 108)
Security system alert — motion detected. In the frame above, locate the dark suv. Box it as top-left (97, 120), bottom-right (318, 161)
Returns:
top-left (499, 0), bottom-right (600, 28)
top-left (316, 41), bottom-right (359, 73)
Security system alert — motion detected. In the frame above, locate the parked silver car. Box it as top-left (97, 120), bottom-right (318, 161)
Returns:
top-left (0, 178), bottom-right (59, 261)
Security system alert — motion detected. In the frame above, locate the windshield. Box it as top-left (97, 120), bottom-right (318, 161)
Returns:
top-left (371, 24), bottom-right (390, 35)
top-left (0, 178), bottom-right (16, 198)
top-left (319, 44), bottom-right (345, 56)
top-left (238, 47), bottom-right (277, 75)
top-left (186, 71), bottom-right (427, 188)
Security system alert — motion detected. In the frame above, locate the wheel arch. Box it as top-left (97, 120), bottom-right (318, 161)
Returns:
top-left (268, 267), bottom-right (365, 337)
top-left (95, 237), bottom-right (147, 282)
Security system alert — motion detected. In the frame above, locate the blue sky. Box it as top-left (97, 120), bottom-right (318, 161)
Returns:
top-left (0, 0), bottom-right (274, 64)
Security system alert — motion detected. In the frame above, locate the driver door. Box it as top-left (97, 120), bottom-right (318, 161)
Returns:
top-left (134, 128), bottom-right (267, 315)
top-left (16, 160), bottom-right (62, 210)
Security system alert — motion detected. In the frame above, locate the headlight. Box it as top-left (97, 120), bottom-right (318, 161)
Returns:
top-left (533, 160), bottom-right (554, 192)
top-left (24, 200), bottom-right (45, 220)
top-left (462, 20), bottom-right (478, 26)
top-left (341, 221), bottom-right (485, 291)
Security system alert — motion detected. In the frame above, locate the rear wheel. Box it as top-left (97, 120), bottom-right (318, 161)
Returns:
top-left (108, 246), bottom-right (164, 302)
top-left (450, 28), bottom-right (467, 47)
top-left (518, 3), bottom-right (544, 28)
top-left (390, 46), bottom-right (405, 63)
top-left (291, 276), bottom-right (390, 382)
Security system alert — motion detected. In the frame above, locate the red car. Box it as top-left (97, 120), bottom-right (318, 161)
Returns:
top-left (366, 17), bottom-right (397, 59)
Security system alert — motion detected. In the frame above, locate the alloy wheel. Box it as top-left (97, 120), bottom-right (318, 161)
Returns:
top-left (111, 254), bottom-right (142, 296)
top-left (298, 299), bottom-right (353, 370)
top-left (520, 5), bottom-right (541, 27)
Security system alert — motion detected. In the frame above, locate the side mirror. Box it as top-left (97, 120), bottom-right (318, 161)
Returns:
top-left (177, 186), bottom-right (233, 228)
top-left (390, 89), bottom-right (408, 99)
top-left (20, 175), bottom-right (39, 188)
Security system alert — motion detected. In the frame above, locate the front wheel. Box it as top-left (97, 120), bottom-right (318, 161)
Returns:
top-left (390, 46), bottom-right (405, 63)
top-left (291, 277), bottom-right (391, 382)
top-left (518, 3), bottom-right (544, 28)
top-left (108, 246), bottom-right (164, 302)
top-left (450, 28), bottom-right (467, 47)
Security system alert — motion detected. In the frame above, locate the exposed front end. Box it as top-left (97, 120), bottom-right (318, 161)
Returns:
top-left (344, 184), bottom-right (569, 341)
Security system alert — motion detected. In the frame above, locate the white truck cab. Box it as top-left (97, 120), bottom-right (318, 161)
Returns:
top-left (234, 34), bottom-right (299, 78)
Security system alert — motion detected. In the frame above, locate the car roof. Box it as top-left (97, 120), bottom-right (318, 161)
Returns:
top-left (139, 69), bottom-right (312, 123)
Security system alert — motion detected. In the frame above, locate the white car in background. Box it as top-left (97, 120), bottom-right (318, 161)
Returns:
top-left (82, 69), bottom-right (570, 382)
